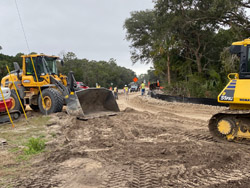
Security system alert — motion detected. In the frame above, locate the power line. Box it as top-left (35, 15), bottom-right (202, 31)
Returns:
top-left (14, 0), bottom-right (30, 53)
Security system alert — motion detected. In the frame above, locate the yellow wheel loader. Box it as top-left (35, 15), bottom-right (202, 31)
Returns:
top-left (1, 54), bottom-right (119, 119)
top-left (209, 38), bottom-right (250, 142)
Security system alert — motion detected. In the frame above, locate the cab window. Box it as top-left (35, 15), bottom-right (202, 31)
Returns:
top-left (247, 47), bottom-right (250, 72)
top-left (25, 57), bottom-right (35, 75)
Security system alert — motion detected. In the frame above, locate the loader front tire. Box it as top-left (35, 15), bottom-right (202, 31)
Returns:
top-left (38, 88), bottom-right (63, 115)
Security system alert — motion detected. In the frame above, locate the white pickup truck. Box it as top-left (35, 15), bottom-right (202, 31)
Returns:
top-left (130, 84), bottom-right (138, 92)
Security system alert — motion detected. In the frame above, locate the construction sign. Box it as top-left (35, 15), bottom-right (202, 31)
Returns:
top-left (133, 77), bottom-right (138, 82)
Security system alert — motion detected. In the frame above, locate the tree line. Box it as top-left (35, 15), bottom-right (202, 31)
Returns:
top-left (0, 52), bottom-right (136, 89)
top-left (59, 52), bottom-right (136, 88)
top-left (124, 0), bottom-right (250, 98)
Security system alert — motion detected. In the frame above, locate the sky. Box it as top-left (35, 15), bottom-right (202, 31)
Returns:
top-left (0, 0), bottom-right (154, 76)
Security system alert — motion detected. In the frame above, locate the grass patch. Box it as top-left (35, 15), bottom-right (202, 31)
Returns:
top-left (1, 116), bottom-right (50, 145)
top-left (24, 137), bottom-right (45, 155)
top-left (0, 115), bottom-right (51, 186)
top-left (14, 136), bottom-right (47, 162)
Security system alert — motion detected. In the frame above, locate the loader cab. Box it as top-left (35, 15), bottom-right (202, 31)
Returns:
top-left (230, 39), bottom-right (250, 79)
top-left (21, 54), bottom-right (61, 87)
top-left (24, 56), bottom-right (59, 76)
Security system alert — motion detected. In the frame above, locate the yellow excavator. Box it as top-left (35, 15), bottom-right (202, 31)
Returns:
top-left (1, 54), bottom-right (119, 119)
top-left (209, 38), bottom-right (250, 142)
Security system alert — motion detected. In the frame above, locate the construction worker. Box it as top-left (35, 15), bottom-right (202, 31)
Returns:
top-left (140, 82), bottom-right (145, 96)
top-left (157, 80), bottom-right (160, 87)
top-left (96, 83), bottom-right (101, 88)
top-left (114, 86), bottom-right (118, 100)
top-left (124, 85), bottom-right (129, 100)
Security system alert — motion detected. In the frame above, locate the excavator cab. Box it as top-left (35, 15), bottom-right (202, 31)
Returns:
top-left (217, 39), bottom-right (250, 106)
top-left (209, 39), bottom-right (250, 141)
top-left (230, 41), bottom-right (250, 79)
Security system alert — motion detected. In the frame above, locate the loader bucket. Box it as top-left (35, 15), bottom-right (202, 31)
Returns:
top-left (67, 88), bottom-right (120, 119)
top-left (65, 93), bottom-right (85, 117)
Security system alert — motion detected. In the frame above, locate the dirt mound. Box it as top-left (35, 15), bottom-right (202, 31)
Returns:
top-left (123, 107), bottom-right (138, 113)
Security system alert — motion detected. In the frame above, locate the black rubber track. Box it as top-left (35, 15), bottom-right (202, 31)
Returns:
top-left (208, 109), bottom-right (250, 144)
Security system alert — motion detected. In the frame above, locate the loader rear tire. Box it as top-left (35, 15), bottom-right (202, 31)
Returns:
top-left (38, 88), bottom-right (63, 115)
top-left (10, 90), bottom-right (25, 112)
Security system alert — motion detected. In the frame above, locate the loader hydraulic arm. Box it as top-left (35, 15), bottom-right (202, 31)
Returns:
top-left (67, 71), bottom-right (78, 92)
top-left (49, 74), bottom-right (85, 117)
top-left (49, 76), bottom-right (70, 97)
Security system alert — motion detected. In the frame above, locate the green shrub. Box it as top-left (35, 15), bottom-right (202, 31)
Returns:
top-left (24, 137), bottom-right (45, 155)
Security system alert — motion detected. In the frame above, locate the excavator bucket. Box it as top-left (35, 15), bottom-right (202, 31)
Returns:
top-left (66, 88), bottom-right (120, 119)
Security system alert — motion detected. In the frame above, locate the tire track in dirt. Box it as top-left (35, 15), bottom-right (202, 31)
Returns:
top-left (101, 168), bottom-right (131, 188)
top-left (164, 166), bottom-right (250, 187)
top-left (130, 162), bottom-right (160, 188)
top-left (14, 166), bottom-right (63, 188)
top-left (178, 132), bottom-right (217, 143)
top-left (101, 162), bottom-right (161, 188)
top-left (101, 161), bottom-right (250, 188)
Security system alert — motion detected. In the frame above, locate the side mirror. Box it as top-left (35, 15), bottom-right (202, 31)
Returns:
top-left (13, 62), bottom-right (21, 71)
top-left (13, 62), bottom-right (21, 80)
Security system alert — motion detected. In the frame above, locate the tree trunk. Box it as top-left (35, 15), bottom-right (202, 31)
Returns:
top-left (194, 51), bottom-right (202, 73)
top-left (167, 55), bottom-right (171, 84)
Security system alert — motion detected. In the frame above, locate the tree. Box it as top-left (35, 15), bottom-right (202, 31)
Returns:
top-left (124, 9), bottom-right (176, 84)
top-left (154, 0), bottom-right (250, 73)
top-left (125, 0), bottom-right (250, 97)
top-left (0, 53), bottom-right (22, 79)
top-left (124, 10), bottom-right (156, 64)
top-left (59, 52), bottom-right (136, 88)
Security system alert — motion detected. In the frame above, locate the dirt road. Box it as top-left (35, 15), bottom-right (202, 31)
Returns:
top-left (8, 92), bottom-right (250, 187)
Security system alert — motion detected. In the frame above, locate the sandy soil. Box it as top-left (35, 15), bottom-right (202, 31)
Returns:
top-left (7, 91), bottom-right (250, 187)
